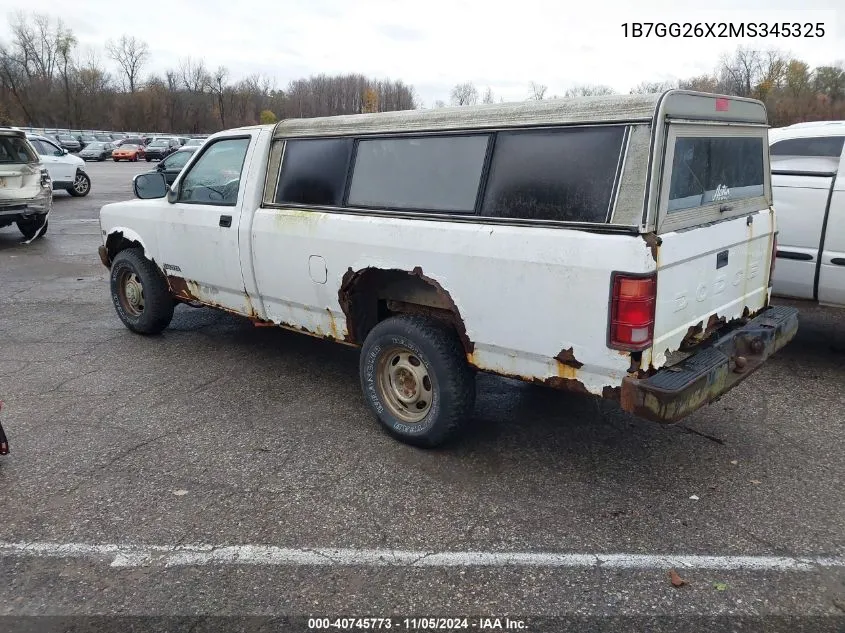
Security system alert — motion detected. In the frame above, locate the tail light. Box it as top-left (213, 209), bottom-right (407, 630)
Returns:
top-left (769, 232), bottom-right (778, 283)
top-left (608, 272), bottom-right (657, 351)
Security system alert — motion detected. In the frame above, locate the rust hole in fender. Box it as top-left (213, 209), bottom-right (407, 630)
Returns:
top-left (555, 347), bottom-right (584, 369)
top-left (338, 265), bottom-right (473, 353)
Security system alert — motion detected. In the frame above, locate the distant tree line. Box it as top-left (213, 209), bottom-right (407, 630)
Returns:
top-left (0, 12), bottom-right (416, 132)
top-left (449, 48), bottom-right (845, 126)
top-left (3, 10), bottom-right (843, 131)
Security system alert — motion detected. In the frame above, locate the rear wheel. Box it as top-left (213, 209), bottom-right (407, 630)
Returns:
top-left (67, 171), bottom-right (90, 197)
top-left (145, 157), bottom-right (151, 162)
top-left (17, 217), bottom-right (48, 240)
top-left (359, 315), bottom-right (475, 448)
top-left (109, 248), bottom-right (174, 335)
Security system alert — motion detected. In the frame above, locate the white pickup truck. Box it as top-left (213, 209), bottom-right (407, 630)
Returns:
top-left (98, 90), bottom-right (798, 447)
top-left (769, 121), bottom-right (845, 307)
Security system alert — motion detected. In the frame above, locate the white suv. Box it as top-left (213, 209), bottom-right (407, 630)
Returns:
top-left (26, 134), bottom-right (91, 197)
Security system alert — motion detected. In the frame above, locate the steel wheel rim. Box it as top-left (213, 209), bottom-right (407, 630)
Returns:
top-left (118, 270), bottom-right (145, 317)
top-left (377, 345), bottom-right (433, 423)
top-left (73, 174), bottom-right (89, 194)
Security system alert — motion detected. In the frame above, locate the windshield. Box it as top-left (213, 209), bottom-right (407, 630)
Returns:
top-left (0, 135), bottom-right (38, 163)
top-left (165, 151), bottom-right (193, 169)
top-left (667, 136), bottom-right (765, 213)
top-left (150, 140), bottom-right (168, 147)
top-left (58, 135), bottom-right (73, 141)
top-left (120, 144), bottom-right (139, 150)
top-left (185, 139), bottom-right (203, 146)
top-left (86, 142), bottom-right (105, 150)
top-left (95, 136), bottom-right (111, 141)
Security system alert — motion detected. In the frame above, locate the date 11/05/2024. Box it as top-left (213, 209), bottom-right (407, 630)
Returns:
top-left (308, 617), bottom-right (527, 630)
top-left (621, 22), bottom-right (825, 38)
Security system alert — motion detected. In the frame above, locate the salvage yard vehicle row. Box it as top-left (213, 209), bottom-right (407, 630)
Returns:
top-left (98, 91), bottom-right (797, 446)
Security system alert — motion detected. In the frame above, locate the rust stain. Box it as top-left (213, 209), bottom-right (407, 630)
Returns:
top-left (641, 232), bottom-right (662, 263)
top-left (543, 374), bottom-right (591, 395)
top-left (338, 266), bottom-right (473, 353)
top-left (555, 347), bottom-right (584, 369)
top-left (602, 385), bottom-right (621, 400)
top-left (555, 359), bottom-right (578, 380)
top-left (327, 308), bottom-right (339, 339)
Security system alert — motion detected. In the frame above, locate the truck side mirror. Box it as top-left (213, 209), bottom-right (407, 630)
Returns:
top-left (133, 172), bottom-right (168, 199)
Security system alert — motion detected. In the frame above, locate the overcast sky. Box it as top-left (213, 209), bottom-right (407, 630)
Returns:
top-left (2, 0), bottom-right (843, 105)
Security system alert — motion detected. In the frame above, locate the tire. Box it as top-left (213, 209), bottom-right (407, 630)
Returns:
top-left (145, 157), bottom-right (151, 162)
top-left (359, 315), bottom-right (475, 448)
top-left (17, 217), bottom-right (48, 240)
top-left (109, 248), bottom-right (175, 335)
top-left (67, 171), bottom-right (91, 197)
top-left (113, 158), bottom-right (119, 162)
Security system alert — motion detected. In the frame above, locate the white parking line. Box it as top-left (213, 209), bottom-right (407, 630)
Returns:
top-left (1, 541), bottom-right (842, 571)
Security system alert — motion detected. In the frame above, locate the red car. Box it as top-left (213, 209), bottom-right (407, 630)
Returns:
top-left (112, 144), bottom-right (146, 162)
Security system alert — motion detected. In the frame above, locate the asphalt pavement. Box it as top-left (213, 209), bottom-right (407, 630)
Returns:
top-left (0, 160), bottom-right (843, 632)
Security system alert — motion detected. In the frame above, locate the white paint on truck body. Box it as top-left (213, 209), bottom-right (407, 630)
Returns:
top-left (100, 91), bottom-right (781, 405)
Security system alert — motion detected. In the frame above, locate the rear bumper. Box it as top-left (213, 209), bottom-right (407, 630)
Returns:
top-left (620, 305), bottom-right (799, 423)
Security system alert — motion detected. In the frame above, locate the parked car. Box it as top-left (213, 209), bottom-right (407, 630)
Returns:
top-left (79, 141), bottom-right (115, 161)
top-left (0, 128), bottom-right (52, 240)
top-left (26, 134), bottom-right (91, 197)
top-left (54, 133), bottom-right (82, 153)
top-left (183, 138), bottom-right (205, 148)
top-left (121, 137), bottom-right (147, 148)
top-left (150, 146), bottom-right (197, 184)
top-left (144, 137), bottom-right (180, 161)
top-left (112, 144), bottom-right (146, 162)
top-left (99, 91), bottom-right (798, 448)
top-left (769, 121), bottom-right (845, 308)
top-left (77, 134), bottom-right (97, 149)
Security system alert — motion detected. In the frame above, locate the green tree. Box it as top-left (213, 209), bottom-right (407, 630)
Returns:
top-left (259, 109), bottom-right (277, 124)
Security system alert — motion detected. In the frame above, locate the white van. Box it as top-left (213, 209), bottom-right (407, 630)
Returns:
top-left (769, 121), bottom-right (845, 307)
top-left (98, 90), bottom-right (797, 447)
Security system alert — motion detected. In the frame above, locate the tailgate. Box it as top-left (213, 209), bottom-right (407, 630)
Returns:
top-left (652, 210), bottom-right (774, 360)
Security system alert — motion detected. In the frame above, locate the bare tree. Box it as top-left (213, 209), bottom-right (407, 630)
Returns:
top-left (528, 81), bottom-right (547, 100)
top-left (179, 57), bottom-right (209, 93)
top-left (563, 84), bottom-right (617, 97)
top-left (434, 99), bottom-right (446, 108)
top-left (210, 65), bottom-right (228, 126)
top-left (482, 86), bottom-right (495, 104)
top-left (679, 74), bottom-right (719, 92)
top-left (629, 79), bottom-right (677, 94)
top-left (450, 81), bottom-right (478, 106)
top-left (105, 35), bottom-right (149, 93)
top-left (719, 47), bottom-right (764, 97)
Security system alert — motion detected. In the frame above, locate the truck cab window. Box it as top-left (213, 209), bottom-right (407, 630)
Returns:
top-left (178, 138), bottom-right (250, 206)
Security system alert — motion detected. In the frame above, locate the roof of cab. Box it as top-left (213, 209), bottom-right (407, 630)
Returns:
top-left (272, 90), bottom-right (768, 139)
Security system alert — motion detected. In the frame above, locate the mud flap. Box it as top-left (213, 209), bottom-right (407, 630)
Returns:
top-left (20, 209), bottom-right (50, 245)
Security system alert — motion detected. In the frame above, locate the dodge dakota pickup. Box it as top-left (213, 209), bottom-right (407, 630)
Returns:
top-left (98, 90), bottom-right (798, 447)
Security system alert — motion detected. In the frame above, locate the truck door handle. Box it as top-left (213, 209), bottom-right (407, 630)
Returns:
top-left (219, 215), bottom-right (232, 228)
top-left (832, 258), bottom-right (845, 266)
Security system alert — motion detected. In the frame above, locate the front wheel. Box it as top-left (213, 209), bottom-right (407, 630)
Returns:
top-left (145, 157), bottom-right (151, 162)
top-left (17, 217), bottom-right (48, 240)
top-left (67, 171), bottom-right (90, 197)
top-left (359, 315), bottom-right (476, 448)
top-left (109, 248), bottom-right (175, 335)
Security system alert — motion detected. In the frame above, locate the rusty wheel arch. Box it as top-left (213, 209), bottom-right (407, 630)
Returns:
top-left (338, 266), bottom-right (473, 353)
top-left (103, 231), bottom-right (144, 266)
